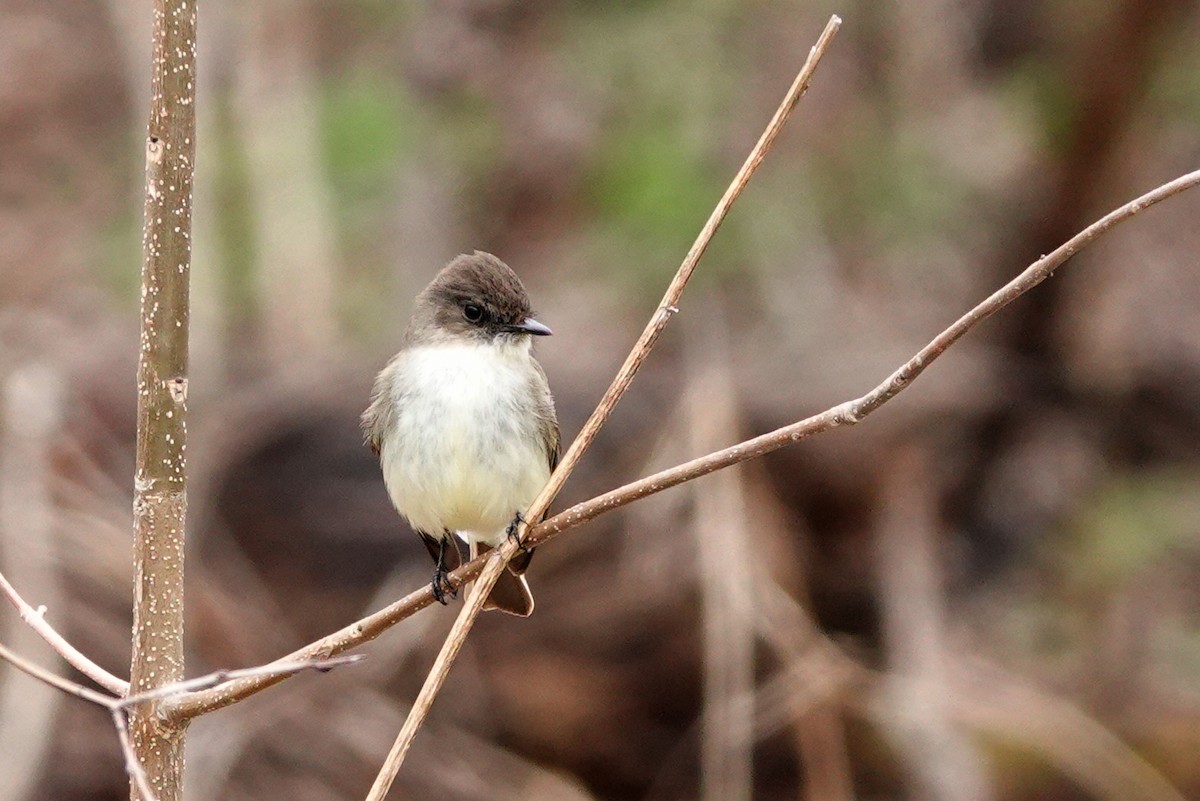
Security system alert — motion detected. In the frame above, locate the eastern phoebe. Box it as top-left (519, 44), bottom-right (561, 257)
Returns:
top-left (362, 251), bottom-right (559, 616)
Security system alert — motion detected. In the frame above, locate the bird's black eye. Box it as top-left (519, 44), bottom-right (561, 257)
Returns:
top-left (463, 303), bottom-right (484, 323)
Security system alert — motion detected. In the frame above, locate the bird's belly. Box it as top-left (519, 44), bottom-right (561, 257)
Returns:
top-left (380, 347), bottom-right (549, 545)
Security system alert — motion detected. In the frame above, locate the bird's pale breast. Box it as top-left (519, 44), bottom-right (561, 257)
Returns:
top-left (379, 341), bottom-right (550, 545)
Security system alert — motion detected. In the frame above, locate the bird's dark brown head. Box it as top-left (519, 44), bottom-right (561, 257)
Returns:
top-left (407, 251), bottom-right (552, 345)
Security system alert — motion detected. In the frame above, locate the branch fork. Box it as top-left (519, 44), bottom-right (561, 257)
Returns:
top-left (0, 639), bottom-right (362, 801)
top-left (2, 9), bottom-right (1199, 801)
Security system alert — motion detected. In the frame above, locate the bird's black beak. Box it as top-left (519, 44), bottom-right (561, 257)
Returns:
top-left (514, 317), bottom-right (553, 336)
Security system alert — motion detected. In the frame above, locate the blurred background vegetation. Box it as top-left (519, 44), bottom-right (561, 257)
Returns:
top-left (1, 1), bottom-right (1199, 800)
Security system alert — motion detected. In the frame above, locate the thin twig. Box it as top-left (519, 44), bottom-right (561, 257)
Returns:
top-left (162, 165), bottom-right (1200, 724)
top-left (527, 167), bottom-right (1200, 545)
top-left (0, 643), bottom-right (158, 799)
top-left (0, 639), bottom-right (361, 801)
top-left (523, 12), bottom-right (845, 532)
top-left (0, 569), bottom-right (130, 695)
top-left (361, 17), bottom-right (845, 797)
top-left (362, 565), bottom-right (495, 801)
top-left (0, 640), bottom-right (116, 707)
top-left (161, 581), bottom-right (448, 719)
top-left (113, 709), bottom-right (160, 801)
top-left (116, 654), bottom-right (364, 709)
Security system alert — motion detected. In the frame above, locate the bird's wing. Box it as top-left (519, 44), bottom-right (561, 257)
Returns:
top-left (544, 412), bottom-right (561, 474)
top-left (361, 355), bottom-right (400, 457)
top-left (533, 357), bottom-right (560, 475)
top-left (509, 358), bottom-right (559, 578)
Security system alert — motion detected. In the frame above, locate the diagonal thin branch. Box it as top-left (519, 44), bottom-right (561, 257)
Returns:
top-left (362, 558), bottom-right (497, 800)
top-left (161, 165), bottom-right (1200, 722)
top-left (361, 17), bottom-right (845, 797)
top-left (527, 167), bottom-right (1200, 543)
top-left (116, 654), bottom-right (365, 709)
top-left (0, 638), bottom-right (361, 801)
top-left (163, 16), bottom-right (844, 728)
top-left (0, 640), bottom-right (117, 708)
top-left (0, 569), bottom-right (130, 695)
top-left (520, 12), bottom-right (845, 534)
top-left (161, 165), bottom-right (1200, 725)
top-left (0, 640), bottom-right (160, 799)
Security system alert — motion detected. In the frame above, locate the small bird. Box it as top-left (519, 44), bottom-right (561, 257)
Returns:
top-left (362, 251), bottom-right (559, 616)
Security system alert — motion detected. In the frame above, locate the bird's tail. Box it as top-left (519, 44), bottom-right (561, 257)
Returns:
top-left (468, 542), bottom-right (534, 616)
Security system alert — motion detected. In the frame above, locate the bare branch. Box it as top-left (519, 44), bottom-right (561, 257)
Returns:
top-left (0, 642), bottom-right (158, 801)
top-left (0, 641), bottom-right (160, 801)
top-left (129, 0), bottom-right (198, 797)
top-left (161, 581), bottom-right (444, 719)
top-left (162, 165), bottom-right (1200, 722)
top-left (0, 570), bottom-right (130, 695)
top-left (118, 655), bottom-right (364, 709)
top-left (360, 17), bottom-right (845, 795)
top-left (518, 13), bottom-right (845, 534)
top-left (528, 167), bottom-right (1200, 545)
top-left (363, 564), bottom-right (495, 800)
top-left (0, 366), bottom-right (128, 698)
top-left (1, 638), bottom-right (359, 801)
top-left (0, 640), bottom-right (116, 708)
top-left (112, 709), bottom-right (159, 801)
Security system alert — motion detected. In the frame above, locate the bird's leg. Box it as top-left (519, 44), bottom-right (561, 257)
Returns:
top-left (506, 511), bottom-right (531, 554)
top-left (431, 535), bottom-right (457, 604)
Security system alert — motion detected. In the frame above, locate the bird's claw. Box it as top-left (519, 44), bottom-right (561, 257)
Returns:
top-left (431, 569), bottom-right (456, 604)
top-left (506, 511), bottom-right (533, 555)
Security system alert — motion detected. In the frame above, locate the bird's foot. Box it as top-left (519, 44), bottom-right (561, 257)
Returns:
top-left (430, 535), bottom-right (459, 604)
top-left (506, 511), bottom-right (531, 554)
top-left (430, 568), bottom-right (457, 604)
